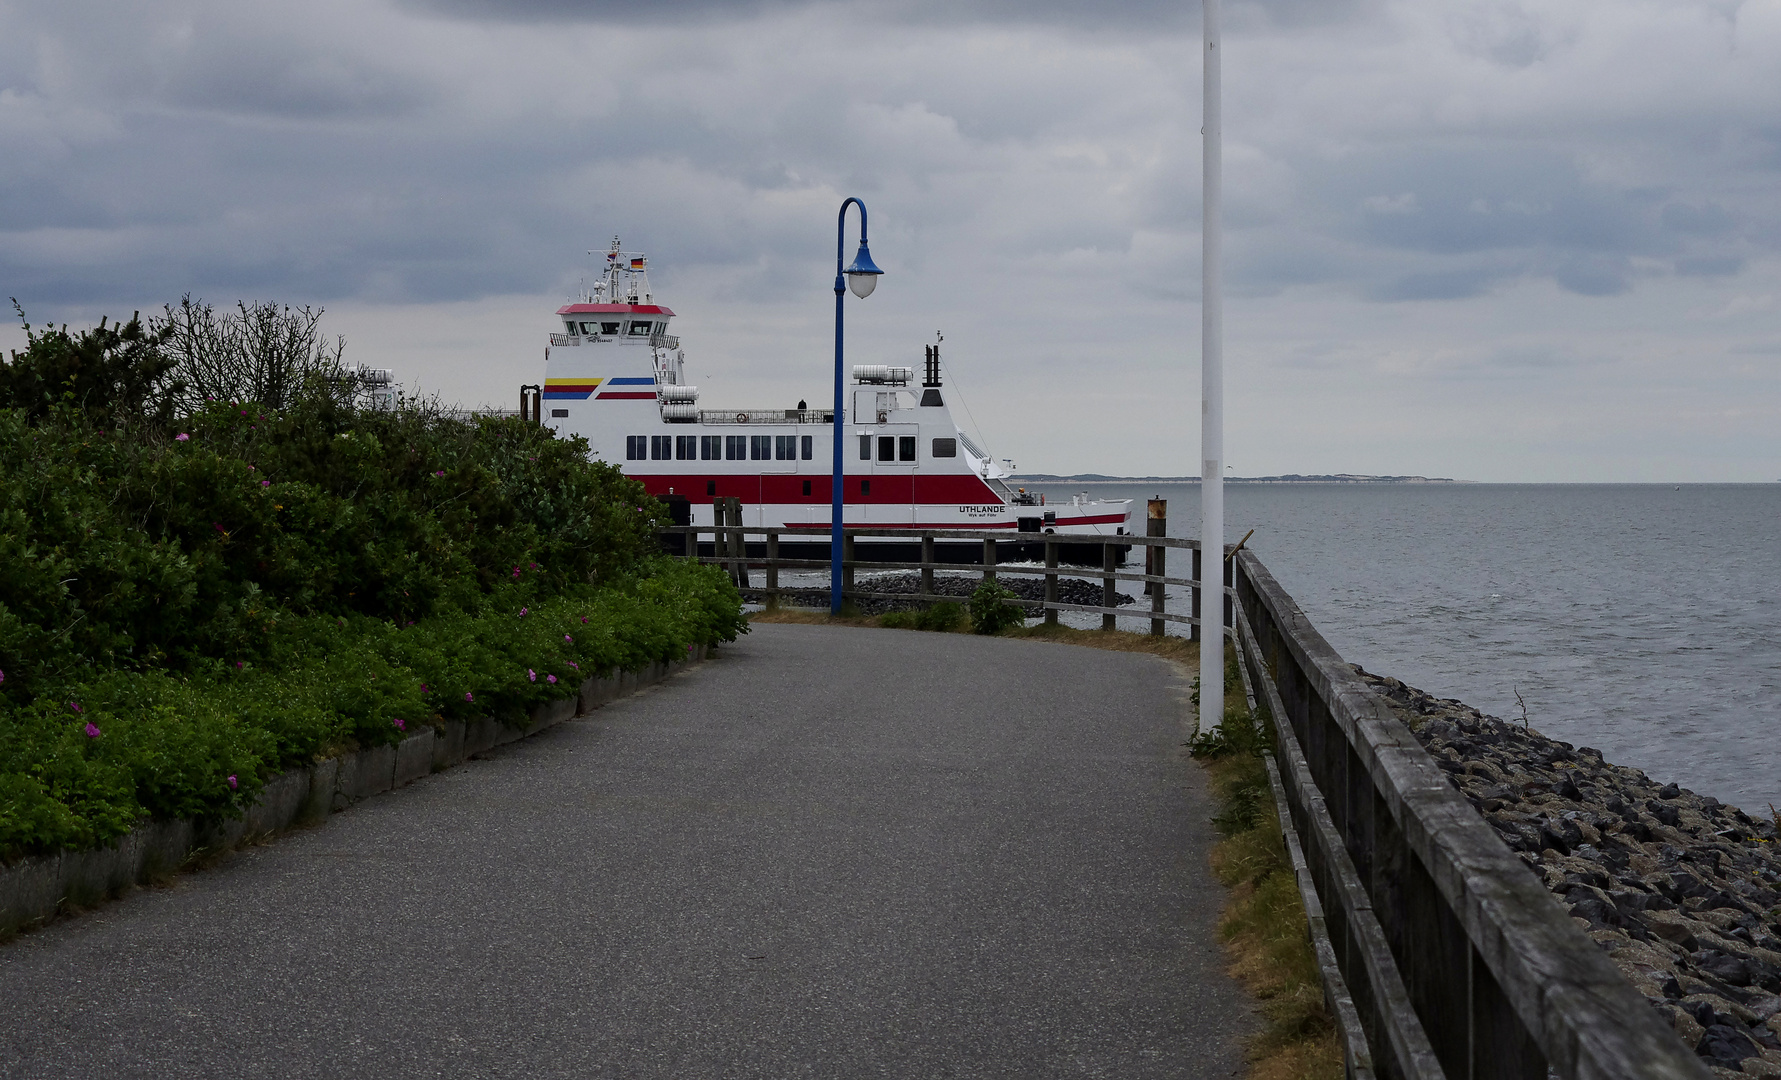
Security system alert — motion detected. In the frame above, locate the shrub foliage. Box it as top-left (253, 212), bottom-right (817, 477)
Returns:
top-left (0, 309), bottom-right (745, 861)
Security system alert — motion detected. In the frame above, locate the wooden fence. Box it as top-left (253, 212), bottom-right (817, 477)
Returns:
top-left (664, 522), bottom-right (1233, 637)
top-left (666, 519), bottom-right (1712, 1079)
top-left (1231, 551), bottom-right (1709, 1080)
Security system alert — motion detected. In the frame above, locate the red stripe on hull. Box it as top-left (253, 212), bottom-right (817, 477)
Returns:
top-left (595, 392), bottom-right (659, 400)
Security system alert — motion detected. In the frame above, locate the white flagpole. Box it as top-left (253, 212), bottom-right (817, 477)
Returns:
top-left (1200, 0), bottom-right (1225, 734)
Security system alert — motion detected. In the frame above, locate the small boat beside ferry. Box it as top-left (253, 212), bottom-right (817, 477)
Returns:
top-left (523, 239), bottom-right (1134, 562)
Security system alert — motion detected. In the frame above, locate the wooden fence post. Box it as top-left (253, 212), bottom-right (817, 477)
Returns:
top-left (765, 530), bottom-right (779, 609)
top-left (722, 497), bottom-right (748, 588)
top-left (1044, 538), bottom-right (1059, 626)
top-left (1191, 547), bottom-right (1202, 643)
top-left (1148, 499), bottom-right (1166, 637)
top-left (842, 532), bottom-right (855, 604)
top-left (921, 533), bottom-right (935, 601)
top-left (1101, 539), bottom-right (1116, 631)
top-left (982, 536), bottom-right (996, 586)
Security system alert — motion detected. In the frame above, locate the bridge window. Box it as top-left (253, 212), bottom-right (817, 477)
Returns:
top-left (675, 435), bottom-right (696, 460)
top-left (877, 436), bottom-right (895, 462)
top-left (601, 321), bottom-right (620, 334)
top-left (700, 435), bottom-right (721, 460)
top-left (801, 435), bottom-right (813, 459)
top-left (775, 435), bottom-right (796, 460)
top-left (899, 436), bottom-right (916, 462)
top-left (725, 435), bottom-right (746, 460)
top-left (626, 435), bottom-right (646, 460)
top-left (650, 435), bottom-right (671, 460)
top-left (578, 321), bottom-right (598, 334)
top-left (750, 435), bottom-right (770, 460)
top-left (627, 321), bottom-right (655, 336)
top-left (932, 438), bottom-right (956, 458)
top-left (859, 435), bottom-right (870, 460)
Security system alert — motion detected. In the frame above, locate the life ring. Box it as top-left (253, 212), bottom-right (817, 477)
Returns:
top-left (735, 412), bottom-right (749, 423)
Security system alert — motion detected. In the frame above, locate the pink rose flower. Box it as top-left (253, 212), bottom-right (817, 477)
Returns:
top-left (527, 669), bottom-right (536, 682)
top-left (176, 433), bottom-right (190, 441)
top-left (227, 775), bottom-right (238, 789)
top-left (84, 722), bottom-right (101, 738)
top-left (547, 674), bottom-right (557, 685)
top-left (393, 717), bottom-right (406, 731)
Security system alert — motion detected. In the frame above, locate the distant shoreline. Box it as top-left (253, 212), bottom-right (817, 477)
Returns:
top-left (1012, 473), bottom-right (1468, 484)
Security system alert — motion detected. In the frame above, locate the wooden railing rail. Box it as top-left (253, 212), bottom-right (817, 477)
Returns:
top-left (661, 523), bottom-right (1232, 636)
top-left (1230, 550), bottom-right (1710, 1080)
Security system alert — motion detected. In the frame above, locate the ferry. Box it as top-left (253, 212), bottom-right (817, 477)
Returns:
top-left (523, 239), bottom-right (1135, 562)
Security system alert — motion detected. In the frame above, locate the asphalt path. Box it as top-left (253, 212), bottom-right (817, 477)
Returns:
top-left (0, 623), bottom-right (1253, 1078)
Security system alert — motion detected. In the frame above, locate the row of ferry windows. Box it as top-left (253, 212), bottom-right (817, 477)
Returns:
top-left (567, 320), bottom-right (661, 337)
top-left (628, 434), bottom-right (814, 461)
top-left (861, 436), bottom-right (957, 461)
top-left (625, 434), bottom-right (959, 462)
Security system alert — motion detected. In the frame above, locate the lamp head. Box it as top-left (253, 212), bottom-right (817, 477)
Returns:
top-left (844, 241), bottom-right (884, 299)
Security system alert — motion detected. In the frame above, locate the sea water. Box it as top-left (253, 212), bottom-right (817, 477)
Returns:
top-left (1018, 481), bottom-right (1781, 816)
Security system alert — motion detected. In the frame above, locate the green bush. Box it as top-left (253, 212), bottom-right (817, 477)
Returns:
top-left (877, 611), bottom-right (914, 629)
top-left (0, 567), bottom-right (742, 861)
top-left (968, 582), bottom-right (1025, 635)
top-left (0, 314), bottom-right (745, 862)
top-left (914, 601), bottom-right (964, 633)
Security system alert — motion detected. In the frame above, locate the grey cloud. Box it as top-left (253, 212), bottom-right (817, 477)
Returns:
top-left (1366, 264), bottom-right (1510, 302)
top-left (1675, 254), bottom-right (1744, 277)
top-left (1551, 254), bottom-right (1631, 297)
top-left (1662, 201), bottom-right (1736, 236)
top-left (400, 0), bottom-right (1368, 30)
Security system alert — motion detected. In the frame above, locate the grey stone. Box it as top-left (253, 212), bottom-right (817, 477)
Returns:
top-left (334, 744), bottom-right (396, 807)
top-left (393, 731), bottom-right (435, 788)
top-left (526, 694), bottom-right (577, 733)
top-left (432, 721), bottom-right (465, 770)
top-left (462, 717), bottom-right (500, 756)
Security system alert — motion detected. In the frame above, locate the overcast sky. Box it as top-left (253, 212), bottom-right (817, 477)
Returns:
top-left (3, 0), bottom-right (1778, 480)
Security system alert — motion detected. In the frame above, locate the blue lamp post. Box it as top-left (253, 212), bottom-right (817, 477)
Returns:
top-left (832, 197), bottom-right (884, 615)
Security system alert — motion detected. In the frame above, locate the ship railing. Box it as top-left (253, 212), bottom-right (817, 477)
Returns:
top-left (662, 515), bottom-right (1716, 1080)
top-left (548, 333), bottom-right (613, 346)
top-left (650, 333), bottom-right (680, 350)
top-left (661, 523), bottom-right (1223, 637)
top-left (695, 409), bottom-right (837, 425)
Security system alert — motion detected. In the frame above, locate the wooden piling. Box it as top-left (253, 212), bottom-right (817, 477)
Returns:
top-left (1044, 538), bottom-right (1059, 626)
top-left (1147, 499), bottom-right (1166, 637)
top-left (1101, 540), bottom-right (1117, 631)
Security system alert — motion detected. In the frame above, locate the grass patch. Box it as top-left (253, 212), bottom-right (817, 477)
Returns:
top-left (1195, 645), bottom-right (1343, 1080)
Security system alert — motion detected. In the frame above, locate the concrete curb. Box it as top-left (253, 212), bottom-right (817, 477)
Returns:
top-left (0, 645), bottom-right (711, 938)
